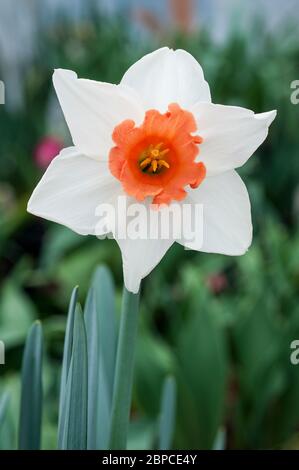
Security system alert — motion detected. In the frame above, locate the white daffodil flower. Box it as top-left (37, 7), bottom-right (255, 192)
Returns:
top-left (27, 47), bottom-right (276, 293)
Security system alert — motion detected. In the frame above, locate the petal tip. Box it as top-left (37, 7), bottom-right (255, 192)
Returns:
top-left (27, 192), bottom-right (39, 217)
top-left (52, 68), bottom-right (78, 86)
top-left (255, 109), bottom-right (277, 126)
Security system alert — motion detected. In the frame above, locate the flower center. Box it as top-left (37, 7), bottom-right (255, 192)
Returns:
top-left (109, 103), bottom-right (206, 205)
top-left (139, 143), bottom-right (170, 174)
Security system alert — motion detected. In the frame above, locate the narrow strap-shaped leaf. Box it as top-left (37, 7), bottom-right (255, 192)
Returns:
top-left (85, 266), bottom-right (117, 450)
top-left (213, 427), bottom-right (226, 450)
top-left (0, 392), bottom-right (12, 450)
top-left (109, 287), bottom-right (140, 450)
top-left (58, 285), bottom-right (78, 441)
top-left (177, 303), bottom-right (228, 449)
top-left (158, 376), bottom-right (177, 450)
top-left (92, 266), bottom-right (117, 398)
top-left (18, 321), bottom-right (43, 450)
top-left (0, 392), bottom-right (9, 427)
top-left (59, 304), bottom-right (88, 450)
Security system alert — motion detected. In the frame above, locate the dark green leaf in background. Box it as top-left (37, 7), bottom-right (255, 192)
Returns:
top-left (177, 305), bottom-right (228, 449)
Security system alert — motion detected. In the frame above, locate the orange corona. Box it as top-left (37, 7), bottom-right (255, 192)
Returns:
top-left (109, 103), bottom-right (206, 205)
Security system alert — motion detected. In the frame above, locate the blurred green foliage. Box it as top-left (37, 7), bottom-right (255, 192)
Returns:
top-left (0, 16), bottom-right (299, 449)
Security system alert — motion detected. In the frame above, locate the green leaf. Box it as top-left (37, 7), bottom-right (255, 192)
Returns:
top-left (0, 392), bottom-right (9, 420)
top-left (58, 304), bottom-right (88, 450)
top-left (158, 376), bottom-right (177, 450)
top-left (40, 225), bottom-right (82, 270)
top-left (58, 285), bottom-right (78, 437)
top-left (92, 267), bottom-right (117, 402)
top-left (128, 419), bottom-right (156, 450)
top-left (55, 241), bottom-right (115, 298)
top-left (84, 265), bottom-right (117, 449)
top-left (0, 392), bottom-right (12, 450)
top-left (0, 280), bottom-right (36, 348)
top-left (213, 428), bottom-right (226, 450)
top-left (135, 331), bottom-right (174, 416)
top-left (177, 307), bottom-right (228, 449)
top-left (232, 306), bottom-right (285, 447)
top-left (18, 321), bottom-right (43, 450)
top-left (0, 392), bottom-right (9, 428)
top-left (109, 287), bottom-right (140, 450)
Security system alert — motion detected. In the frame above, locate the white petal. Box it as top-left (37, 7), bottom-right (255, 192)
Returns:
top-left (191, 102), bottom-right (276, 175)
top-left (113, 197), bottom-right (174, 293)
top-left (180, 171), bottom-right (252, 255)
top-left (27, 147), bottom-right (120, 235)
top-left (121, 47), bottom-right (211, 113)
top-left (118, 237), bottom-right (173, 294)
top-left (53, 69), bottom-right (144, 160)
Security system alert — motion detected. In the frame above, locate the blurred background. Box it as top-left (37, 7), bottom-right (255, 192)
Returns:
top-left (1, 0), bottom-right (299, 450)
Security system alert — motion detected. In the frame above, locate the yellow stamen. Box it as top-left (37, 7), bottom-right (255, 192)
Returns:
top-left (140, 157), bottom-right (151, 169)
top-left (158, 159), bottom-right (170, 169)
top-left (151, 159), bottom-right (158, 172)
top-left (139, 142), bottom-right (170, 174)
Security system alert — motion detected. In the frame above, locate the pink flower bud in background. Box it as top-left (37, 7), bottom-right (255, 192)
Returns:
top-left (34, 136), bottom-right (63, 169)
top-left (206, 273), bottom-right (228, 295)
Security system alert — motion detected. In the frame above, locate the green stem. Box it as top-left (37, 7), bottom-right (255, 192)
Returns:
top-left (109, 286), bottom-right (140, 450)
